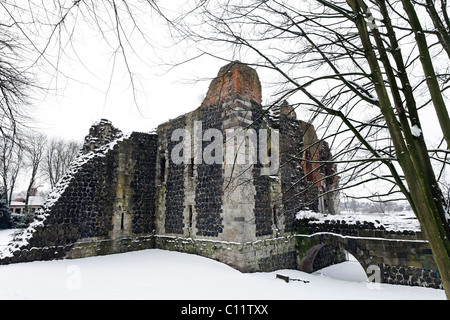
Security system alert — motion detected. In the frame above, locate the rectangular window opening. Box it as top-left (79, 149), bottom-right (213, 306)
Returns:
top-left (188, 158), bottom-right (194, 177)
top-left (273, 206), bottom-right (277, 227)
top-left (188, 205), bottom-right (193, 228)
top-left (160, 155), bottom-right (166, 182)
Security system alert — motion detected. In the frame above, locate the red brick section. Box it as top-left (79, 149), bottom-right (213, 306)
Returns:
top-left (302, 147), bottom-right (322, 187)
top-left (201, 61), bottom-right (262, 107)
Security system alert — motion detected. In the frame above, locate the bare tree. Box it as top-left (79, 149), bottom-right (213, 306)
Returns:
top-left (0, 0), bottom-right (172, 112)
top-left (0, 135), bottom-right (23, 206)
top-left (42, 137), bottom-right (80, 190)
top-left (0, 185), bottom-right (12, 229)
top-left (0, 1), bottom-right (37, 142)
top-left (23, 132), bottom-right (47, 211)
top-left (168, 0), bottom-right (450, 297)
top-left (414, 0), bottom-right (450, 59)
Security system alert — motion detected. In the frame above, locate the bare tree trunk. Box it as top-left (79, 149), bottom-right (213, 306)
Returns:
top-left (43, 138), bottom-right (80, 190)
top-left (348, 0), bottom-right (450, 299)
top-left (402, 0), bottom-right (450, 150)
top-left (24, 133), bottom-right (46, 212)
top-left (0, 136), bottom-right (23, 206)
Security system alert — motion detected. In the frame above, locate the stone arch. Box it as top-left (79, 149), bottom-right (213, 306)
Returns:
top-left (299, 243), bottom-right (347, 273)
top-left (296, 229), bottom-right (442, 287)
top-left (298, 234), bottom-right (373, 277)
top-left (337, 238), bottom-right (373, 272)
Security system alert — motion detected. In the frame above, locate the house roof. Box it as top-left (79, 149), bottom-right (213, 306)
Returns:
top-left (9, 196), bottom-right (46, 207)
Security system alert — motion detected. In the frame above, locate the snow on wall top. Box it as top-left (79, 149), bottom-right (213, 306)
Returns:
top-left (295, 209), bottom-right (421, 232)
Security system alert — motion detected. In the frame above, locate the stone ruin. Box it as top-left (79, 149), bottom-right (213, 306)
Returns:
top-left (0, 61), bottom-right (339, 272)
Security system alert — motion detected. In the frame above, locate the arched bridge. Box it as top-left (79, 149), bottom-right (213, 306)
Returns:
top-left (295, 214), bottom-right (442, 289)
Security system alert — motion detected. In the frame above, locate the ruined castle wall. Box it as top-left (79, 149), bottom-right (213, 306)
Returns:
top-left (156, 102), bottom-right (226, 239)
top-left (160, 115), bottom-right (187, 235)
top-left (153, 62), bottom-right (338, 272)
top-left (279, 118), bottom-right (308, 232)
top-left (194, 103), bottom-right (225, 238)
top-left (156, 94), bottom-right (279, 242)
top-left (0, 62), bottom-right (340, 275)
top-left (251, 101), bottom-right (275, 237)
top-left (0, 129), bottom-right (158, 264)
top-left (154, 234), bottom-right (298, 273)
top-left (154, 62), bottom-right (293, 270)
top-left (221, 95), bottom-right (258, 244)
top-left (155, 62), bottom-right (266, 244)
top-left (154, 99), bottom-right (299, 271)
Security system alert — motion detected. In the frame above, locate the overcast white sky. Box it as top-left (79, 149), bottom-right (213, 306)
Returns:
top-left (29, 52), bottom-right (220, 142)
top-left (22, 1), bottom-right (226, 142)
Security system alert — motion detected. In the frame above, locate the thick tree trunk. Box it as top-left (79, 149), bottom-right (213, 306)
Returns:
top-left (347, 0), bottom-right (450, 299)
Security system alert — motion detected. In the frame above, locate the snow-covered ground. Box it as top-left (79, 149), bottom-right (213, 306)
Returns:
top-left (0, 229), bottom-right (445, 300)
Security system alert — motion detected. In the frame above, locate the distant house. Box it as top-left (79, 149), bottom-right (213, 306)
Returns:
top-left (9, 196), bottom-right (46, 215)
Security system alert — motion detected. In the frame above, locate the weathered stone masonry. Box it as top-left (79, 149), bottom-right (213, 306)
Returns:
top-left (296, 216), bottom-right (442, 289)
top-left (0, 61), bottom-right (440, 290)
top-left (153, 62), bottom-right (338, 271)
top-left (0, 121), bottom-right (158, 263)
top-left (0, 61), bottom-right (338, 274)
